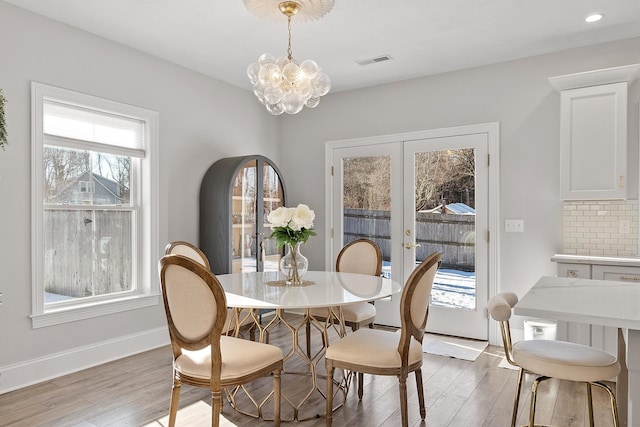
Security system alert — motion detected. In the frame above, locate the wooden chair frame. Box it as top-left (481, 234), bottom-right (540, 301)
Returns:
top-left (306, 238), bottom-right (383, 356)
top-left (159, 254), bottom-right (283, 427)
top-left (325, 251), bottom-right (442, 427)
top-left (164, 241), bottom-right (256, 339)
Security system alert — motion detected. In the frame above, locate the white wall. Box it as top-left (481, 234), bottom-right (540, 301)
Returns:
top-left (0, 2), bottom-right (280, 392)
top-left (2, 0), bottom-right (640, 392)
top-left (278, 37), bottom-right (640, 319)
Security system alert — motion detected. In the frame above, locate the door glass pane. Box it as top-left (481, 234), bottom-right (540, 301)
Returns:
top-left (231, 160), bottom-right (257, 272)
top-left (414, 148), bottom-right (476, 310)
top-left (341, 155), bottom-right (391, 275)
top-left (262, 162), bottom-right (285, 272)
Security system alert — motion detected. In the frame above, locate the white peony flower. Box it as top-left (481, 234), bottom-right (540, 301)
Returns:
top-left (267, 206), bottom-right (293, 227)
top-left (289, 204), bottom-right (315, 230)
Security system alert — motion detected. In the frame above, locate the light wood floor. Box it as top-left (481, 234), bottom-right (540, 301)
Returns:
top-left (0, 317), bottom-right (618, 427)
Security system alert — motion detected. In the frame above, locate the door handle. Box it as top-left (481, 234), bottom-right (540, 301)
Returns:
top-left (404, 242), bottom-right (421, 249)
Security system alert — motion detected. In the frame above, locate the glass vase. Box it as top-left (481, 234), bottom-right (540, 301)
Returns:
top-left (280, 242), bottom-right (308, 285)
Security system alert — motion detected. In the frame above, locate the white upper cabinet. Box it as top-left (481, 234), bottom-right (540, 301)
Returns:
top-left (549, 64), bottom-right (640, 200)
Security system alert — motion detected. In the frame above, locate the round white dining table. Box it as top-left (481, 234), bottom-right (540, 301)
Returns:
top-left (215, 270), bottom-right (401, 421)
top-left (216, 270), bottom-right (400, 310)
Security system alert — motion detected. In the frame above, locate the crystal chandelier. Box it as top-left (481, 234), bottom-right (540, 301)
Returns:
top-left (245, 1), bottom-right (333, 115)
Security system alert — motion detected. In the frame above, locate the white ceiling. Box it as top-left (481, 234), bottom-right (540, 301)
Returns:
top-left (5, 0), bottom-right (640, 93)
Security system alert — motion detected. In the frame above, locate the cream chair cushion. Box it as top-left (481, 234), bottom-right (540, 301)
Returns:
top-left (309, 303), bottom-right (376, 323)
top-left (177, 335), bottom-right (283, 381)
top-left (325, 328), bottom-right (423, 369)
top-left (513, 339), bottom-right (619, 383)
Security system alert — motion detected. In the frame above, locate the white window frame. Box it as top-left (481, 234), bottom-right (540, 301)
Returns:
top-left (31, 82), bottom-right (160, 328)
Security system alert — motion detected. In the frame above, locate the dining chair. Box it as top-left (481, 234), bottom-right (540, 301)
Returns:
top-left (306, 239), bottom-right (382, 357)
top-left (164, 241), bottom-right (255, 338)
top-left (325, 251), bottom-right (442, 427)
top-left (159, 254), bottom-right (283, 426)
top-left (488, 292), bottom-right (620, 427)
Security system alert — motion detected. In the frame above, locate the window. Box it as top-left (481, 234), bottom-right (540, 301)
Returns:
top-left (31, 82), bottom-right (159, 328)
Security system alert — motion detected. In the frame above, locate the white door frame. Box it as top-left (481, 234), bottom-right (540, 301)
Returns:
top-left (325, 122), bottom-right (501, 345)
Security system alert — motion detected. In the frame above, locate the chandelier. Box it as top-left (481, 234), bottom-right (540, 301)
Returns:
top-left (245, 0), bottom-right (333, 115)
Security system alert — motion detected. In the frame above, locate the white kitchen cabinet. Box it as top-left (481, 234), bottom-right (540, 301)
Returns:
top-left (552, 254), bottom-right (640, 356)
top-left (549, 64), bottom-right (640, 200)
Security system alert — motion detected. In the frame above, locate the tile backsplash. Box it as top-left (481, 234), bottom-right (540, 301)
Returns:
top-left (563, 200), bottom-right (639, 257)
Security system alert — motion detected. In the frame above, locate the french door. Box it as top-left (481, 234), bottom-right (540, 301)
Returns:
top-left (327, 124), bottom-right (498, 340)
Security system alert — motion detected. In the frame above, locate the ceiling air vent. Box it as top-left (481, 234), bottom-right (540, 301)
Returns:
top-left (357, 55), bottom-right (393, 66)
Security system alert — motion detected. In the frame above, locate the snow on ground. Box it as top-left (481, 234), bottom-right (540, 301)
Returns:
top-left (383, 263), bottom-right (476, 310)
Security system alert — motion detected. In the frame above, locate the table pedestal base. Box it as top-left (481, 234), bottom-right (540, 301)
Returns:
top-left (226, 307), bottom-right (350, 421)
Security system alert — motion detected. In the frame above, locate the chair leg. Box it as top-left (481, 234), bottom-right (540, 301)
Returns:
top-left (586, 382), bottom-right (595, 427)
top-left (211, 390), bottom-right (222, 427)
top-left (168, 376), bottom-right (181, 427)
top-left (592, 381), bottom-right (620, 427)
top-left (358, 372), bottom-right (364, 399)
top-left (274, 368), bottom-right (281, 427)
top-left (399, 373), bottom-right (409, 427)
top-left (326, 362), bottom-right (335, 426)
top-left (511, 368), bottom-right (525, 427)
top-left (415, 368), bottom-right (426, 419)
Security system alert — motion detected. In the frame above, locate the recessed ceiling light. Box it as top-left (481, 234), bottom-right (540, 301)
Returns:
top-left (585, 14), bottom-right (604, 23)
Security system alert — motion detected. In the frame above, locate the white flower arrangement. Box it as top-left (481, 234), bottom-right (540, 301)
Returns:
top-left (267, 204), bottom-right (316, 248)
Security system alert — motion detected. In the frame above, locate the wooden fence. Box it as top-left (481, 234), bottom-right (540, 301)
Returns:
top-left (343, 208), bottom-right (475, 271)
top-left (44, 209), bottom-right (132, 297)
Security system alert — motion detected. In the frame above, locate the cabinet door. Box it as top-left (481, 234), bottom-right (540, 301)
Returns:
top-left (261, 161), bottom-right (285, 272)
top-left (231, 160), bottom-right (258, 273)
top-left (231, 159), bottom-right (285, 273)
top-left (560, 82), bottom-right (627, 200)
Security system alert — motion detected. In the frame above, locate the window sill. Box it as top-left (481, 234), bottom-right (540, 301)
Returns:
top-left (31, 294), bottom-right (161, 329)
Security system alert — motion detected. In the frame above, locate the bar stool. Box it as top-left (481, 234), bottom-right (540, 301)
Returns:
top-left (488, 292), bottom-right (620, 427)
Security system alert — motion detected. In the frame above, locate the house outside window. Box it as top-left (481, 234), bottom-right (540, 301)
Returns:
top-left (31, 82), bottom-right (159, 328)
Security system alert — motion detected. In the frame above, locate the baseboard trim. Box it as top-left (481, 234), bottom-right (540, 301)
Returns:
top-left (0, 327), bottom-right (169, 394)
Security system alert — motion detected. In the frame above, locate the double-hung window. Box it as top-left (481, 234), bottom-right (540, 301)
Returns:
top-left (31, 82), bottom-right (159, 328)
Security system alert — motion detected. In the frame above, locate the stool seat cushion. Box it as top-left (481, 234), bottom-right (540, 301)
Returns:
top-left (513, 339), bottom-right (620, 383)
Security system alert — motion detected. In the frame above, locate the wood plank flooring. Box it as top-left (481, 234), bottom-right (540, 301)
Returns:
top-left (0, 316), bottom-right (618, 426)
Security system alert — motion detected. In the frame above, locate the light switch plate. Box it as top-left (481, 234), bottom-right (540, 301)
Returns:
top-left (505, 219), bottom-right (525, 232)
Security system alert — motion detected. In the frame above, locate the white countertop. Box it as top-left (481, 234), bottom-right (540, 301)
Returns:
top-left (515, 275), bottom-right (640, 330)
top-left (551, 254), bottom-right (640, 267)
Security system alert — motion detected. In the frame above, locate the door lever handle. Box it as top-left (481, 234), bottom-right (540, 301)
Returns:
top-left (404, 242), bottom-right (421, 249)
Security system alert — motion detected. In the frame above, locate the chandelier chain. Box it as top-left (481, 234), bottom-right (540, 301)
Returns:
top-left (287, 14), bottom-right (293, 61)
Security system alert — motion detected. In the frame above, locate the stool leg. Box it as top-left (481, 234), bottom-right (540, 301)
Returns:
top-left (586, 383), bottom-right (595, 427)
top-left (529, 376), bottom-right (550, 427)
top-left (592, 381), bottom-right (620, 427)
top-left (511, 368), bottom-right (525, 427)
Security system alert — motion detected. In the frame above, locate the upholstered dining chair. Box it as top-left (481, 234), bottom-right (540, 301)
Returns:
top-left (306, 239), bottom-right (382, 356)
top-left (325, 251), bottom-right (442, 427)
top-left (159, 254), bottom-right (283, 427)
top-left (164, 241), bottom-right (255, 338)
top-left (488, 292), bottom-right (620, 427)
